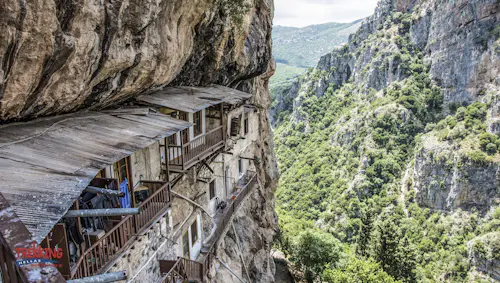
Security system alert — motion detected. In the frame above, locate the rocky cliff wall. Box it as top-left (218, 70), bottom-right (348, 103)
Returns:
top-left (0, 0), bottom-right (273, 121)
top-left (0, 0), bottom-right (278, 281)
top-left (272, 0), bottom-right (499, 121)
top-left (272, 0), bottom-right (500, 212)
top-left (213, 60), bottom-right (278, 283)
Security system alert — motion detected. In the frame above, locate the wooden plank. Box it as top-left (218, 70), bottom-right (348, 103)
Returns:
top-left (103, 108), bottom-right (152, 116)
top-left (137, 85), bottom-right (252, 113)
top-left (50, 224), bottom-right (71, 278)
top-left (0, 110), bottom-right (192, 243)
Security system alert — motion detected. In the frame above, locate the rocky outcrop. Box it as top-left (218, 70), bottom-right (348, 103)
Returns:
top-left (271, 0), bottom-right (500, 124)
top-left (413, 138), bottom-right (500, 212)
top-left (468, 232), bottom-right (500, 280)
top-left (0, 0), bottom-right (273, 121)
top-left (416, 0), bottom-right (500, 105)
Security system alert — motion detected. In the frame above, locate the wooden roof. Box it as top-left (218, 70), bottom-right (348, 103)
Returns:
top-left (136, 85), bottom-right (253, 113)
top-left (0, 110), bottom-right (191, 243)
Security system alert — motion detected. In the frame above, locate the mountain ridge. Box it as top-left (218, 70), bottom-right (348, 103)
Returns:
top-left (272, 0), bottom-right (500, 281)
top-left (273, 19), bottom-right (365, 68)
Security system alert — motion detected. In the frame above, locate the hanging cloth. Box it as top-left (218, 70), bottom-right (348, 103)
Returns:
top-left (120, 179), bottom-right (131, 208)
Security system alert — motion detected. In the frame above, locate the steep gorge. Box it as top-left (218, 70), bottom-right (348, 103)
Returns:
top-left (273, 0), bottom-right (500, 282)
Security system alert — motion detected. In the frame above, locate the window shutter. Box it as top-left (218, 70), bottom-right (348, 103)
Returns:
top-left (230, 117), bottom-right (241, 136)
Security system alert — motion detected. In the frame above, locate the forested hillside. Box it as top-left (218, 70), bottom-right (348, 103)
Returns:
top-left (272, 0), bottom-right (500, 282)
top-left (273, 21), bottom-right (363, 68)
top-left (270, 21), bottom-right (363, 103)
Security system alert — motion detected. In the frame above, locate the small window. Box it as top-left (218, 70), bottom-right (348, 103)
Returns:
top-left (168, 134), bottom-right (177, 145)
top-left (113, 157), bottom-right (130, 186)
top-left (194, 111), bottom-right (203, 136)
top-left (95, 168), bottom-right (106, 179)
top-left (244, 117), bottom-right (249, 135)
top-left (230, 116), bottom-right (241, 137)
top-left (239, 159), bottom-right (244, 175)
top-left (209, 180), bottom-right (216, 199)
top-left (191, 220), bottom-right (198, 243)
top-left (182, 232), bottom-right (190, 257)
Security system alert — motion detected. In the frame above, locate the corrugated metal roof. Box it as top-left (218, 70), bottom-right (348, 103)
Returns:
top-left (136, 85), bottom-right (253, 113)
top-left (0, 110), bottom-right (191, 243)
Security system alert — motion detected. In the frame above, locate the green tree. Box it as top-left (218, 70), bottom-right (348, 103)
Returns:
top-left (292, 230), bottom-right (341, 283)
top-left (357, 205), bottom-right (374, 257)
top-left (371, 209), bottom-right (417, 282)
top-left (323, 257), bottom-right (400, 283)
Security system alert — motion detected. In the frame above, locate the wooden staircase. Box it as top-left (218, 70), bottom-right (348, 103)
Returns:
top-left (160, 258), bottom-right (203, 283)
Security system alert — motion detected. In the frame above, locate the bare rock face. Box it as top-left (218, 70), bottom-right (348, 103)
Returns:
top-left (272, 0), bottom-right (500, 125)
top-left (413, 139), bottom-right (500, 212)
top-left (412, 0), bottom-right (500, 105)
top-left (0, 0), bottom-right (273, 121)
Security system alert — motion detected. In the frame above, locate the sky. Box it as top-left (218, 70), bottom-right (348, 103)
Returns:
top-left (274, 0), bottom-right (380, 27)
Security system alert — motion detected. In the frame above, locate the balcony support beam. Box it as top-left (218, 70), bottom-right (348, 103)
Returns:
top-left (63, 208), bottom-right (140, 218)
top-left (67, 271), bottom-right (127, 283)
top-left (202, 160), bottom-right (214, 174)
top-left (84, 186), bottom-right (125, 197)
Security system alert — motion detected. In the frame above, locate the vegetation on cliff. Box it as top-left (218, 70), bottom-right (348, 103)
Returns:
top-left (273, 3), bottom-right (500, 282)
top-left (270, 21), bottom-right (363, 102)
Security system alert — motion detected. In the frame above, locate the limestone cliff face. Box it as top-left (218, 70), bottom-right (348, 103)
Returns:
top-left (0, 0), bottom-right (273, 121)
top-left (272, 0), bottom-right (499, 121)
top-left (272, 0), bottom-right (500, 213)
top-left (413, 136), bottom-right (500, 212)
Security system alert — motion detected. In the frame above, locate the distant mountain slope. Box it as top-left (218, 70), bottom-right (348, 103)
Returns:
top-left (273, 19), bottom-right (364, 68)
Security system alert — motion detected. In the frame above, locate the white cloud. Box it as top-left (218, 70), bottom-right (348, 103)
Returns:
top-left (274, 0), bottom-right (380, 27)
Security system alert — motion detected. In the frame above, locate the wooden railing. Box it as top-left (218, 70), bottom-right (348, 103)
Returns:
top-left (180, 258), bottom-right (203, 281)
top-left (168, 126), bottom-right (225, 170)
top-left (160, 257), bottom-right (203, 283)
top-left (197, 171), bottom-right (258, 280)
top-left (71, 216), bottom-right (135, 279)
top-left (71, 182), bottom-right (171, 279)
top-left (203, 171), bottom-right (257, 254)
top-left (157, 172), bottom-right (258, 282)
top-left (160, 258), bottom-right (188, 283)
top-left (134, 182), bottom-right (171, 234)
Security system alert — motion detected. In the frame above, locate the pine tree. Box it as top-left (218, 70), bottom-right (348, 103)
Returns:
top-left (357, 205), bottom-right (373, 257)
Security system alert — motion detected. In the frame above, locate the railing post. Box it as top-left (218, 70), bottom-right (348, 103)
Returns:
top-left (220, 103), bottom-right (226, 144)
top-left (180, 131), bottom-right (186, 171)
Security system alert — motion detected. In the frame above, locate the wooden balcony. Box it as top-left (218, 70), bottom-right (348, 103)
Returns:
top-left (70, 181), bottom-right (171, 279)
top-left (168, 126), bottom-right (225, 172)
